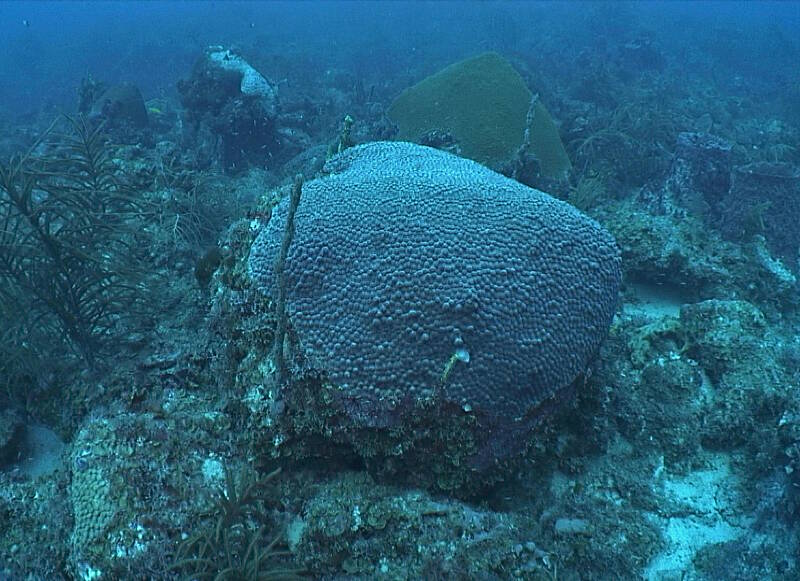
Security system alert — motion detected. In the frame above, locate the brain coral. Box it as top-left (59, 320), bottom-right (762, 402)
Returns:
top-left (249, 142), bottom-right (620, 423)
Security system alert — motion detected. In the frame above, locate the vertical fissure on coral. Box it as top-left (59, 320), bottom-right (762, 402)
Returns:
top-left (272, 174), bottom-right (303, 386)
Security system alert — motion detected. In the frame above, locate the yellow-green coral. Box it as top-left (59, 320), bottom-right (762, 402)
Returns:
top-left (387, 52), bottom-right (571, 177)
top-left (528, 99), bottom-right (572, 178)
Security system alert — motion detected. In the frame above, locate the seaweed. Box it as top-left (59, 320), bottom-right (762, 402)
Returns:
top-left (171, 466), bottom-right (305, 580)
top-left (568, 172), bottom-right (608, 212)
top-left (568, 100), bottom-right (680, 187)
top-left (147, 152), bottom-right (231, 254)
top-left (0, 116), bottom-right (148, 389)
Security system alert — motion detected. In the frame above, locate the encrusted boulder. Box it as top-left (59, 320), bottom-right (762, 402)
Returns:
top-left (206, 47), bottom-right (278, 118)
top-left (716, 161), bottom-right (800, 268)
top-left (177, 46), bottom-right (280, 170)
top-left (639, 132), bottom-right (733, 217)
top-left (672, 132), bottom-right (734, 207)
top-left (249, 142), bottom-right (621, 491)
top-left (88, 82), bottom-right (149, 129)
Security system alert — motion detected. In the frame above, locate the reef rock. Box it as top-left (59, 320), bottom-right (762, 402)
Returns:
top-left (177, 46), bottom-right (279, 170)
top-left (206, 47), bottom-right (278, 118)
top-left (89, 82), bottom-right (148, 128)
top-left (717, 161), bottom-right (800, 268)
top-left (639, 132), bottom-right (733, 217)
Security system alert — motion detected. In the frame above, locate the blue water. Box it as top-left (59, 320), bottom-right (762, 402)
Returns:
top-left (2, 1), bottom-right (797, 118)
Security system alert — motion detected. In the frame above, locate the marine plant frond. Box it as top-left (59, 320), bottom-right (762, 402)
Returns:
top-left (765, 142), bottom-right (797, 162)
top-left (568, 173), bottom-right (608, 211)
top-left (213, 465), bottom-right (283, 543)
top-left (171, 464), bottom-right (305, 580)
top-left (0, 116), bottom-right (150, 370)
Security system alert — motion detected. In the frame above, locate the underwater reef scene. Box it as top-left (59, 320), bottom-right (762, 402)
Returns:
top-left (2, 1), bottom-right (800, 579)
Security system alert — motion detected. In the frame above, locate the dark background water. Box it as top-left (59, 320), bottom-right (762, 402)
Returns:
top-left (1, 1), bottom-right (799, 120)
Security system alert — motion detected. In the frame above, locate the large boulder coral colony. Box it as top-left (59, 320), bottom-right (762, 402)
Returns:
top-left (248, 142), bottom-right (621, 485)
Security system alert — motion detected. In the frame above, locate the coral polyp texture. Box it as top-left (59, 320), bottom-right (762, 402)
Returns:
top-left (249, 142), bottom-right (620, 429)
